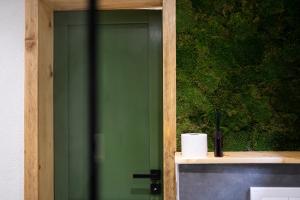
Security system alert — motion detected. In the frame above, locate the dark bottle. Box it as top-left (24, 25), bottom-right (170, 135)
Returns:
top-left (214, 111), bottom-right (223, 157)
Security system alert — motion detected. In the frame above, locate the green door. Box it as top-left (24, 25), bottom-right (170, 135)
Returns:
top-left (54, 11), bottom-right (162, 200)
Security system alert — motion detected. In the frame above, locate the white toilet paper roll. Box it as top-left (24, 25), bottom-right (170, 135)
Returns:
top-left (181, 133), bottom-right (208, 158)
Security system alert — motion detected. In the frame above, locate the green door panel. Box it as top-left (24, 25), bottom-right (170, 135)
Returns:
top-left (54, 11), bottom-right (162, 200)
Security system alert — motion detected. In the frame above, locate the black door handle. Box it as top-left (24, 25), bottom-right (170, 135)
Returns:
top-left (132, 169), bottom-right (161, 181)
top-left (133, 170), bottom-right (161, 195)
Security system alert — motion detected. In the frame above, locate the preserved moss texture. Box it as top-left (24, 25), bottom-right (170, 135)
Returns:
top-left (177, 0), bottom-right (300, 151)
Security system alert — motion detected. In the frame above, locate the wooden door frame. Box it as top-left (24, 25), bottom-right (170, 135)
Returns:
top-left (25, 0), bottom-right (176, 200)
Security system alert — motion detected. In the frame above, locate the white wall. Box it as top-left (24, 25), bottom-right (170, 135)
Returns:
top-left (0, 1), bottom-right (24, 199)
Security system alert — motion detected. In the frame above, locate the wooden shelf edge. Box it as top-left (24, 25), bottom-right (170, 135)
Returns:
top-left (175, 151), bottom-right (300, 164)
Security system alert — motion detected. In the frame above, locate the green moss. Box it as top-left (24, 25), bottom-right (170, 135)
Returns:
top-left (176, 0), bottom-right (300, 151)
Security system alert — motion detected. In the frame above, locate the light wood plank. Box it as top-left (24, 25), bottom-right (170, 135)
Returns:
top-left (163, 0), bottom-right (177, 199)
top-left (25, 1), bottom-right (54, 200)
top-left (47, 0), bottom-right (162, 10)
top-left (25, 0), bottom-right (39, 199)
top-left (175, 152), bottom-right (300, 164)
top-left (38, 1), bottom-right (54, 200)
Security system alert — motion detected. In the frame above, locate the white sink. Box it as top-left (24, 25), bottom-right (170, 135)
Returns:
top-left (251, 187), bottom-right (300, 200)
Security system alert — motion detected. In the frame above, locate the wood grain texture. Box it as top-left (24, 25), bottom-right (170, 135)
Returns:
top-left (25, 1), bottom-right (53, 200)
top-left (25, 0), bottom-right (39, 199)
top-left (47, 0), bottom-right (162, 10)
top-left (163, 0), bottom-right (176, 199)
top-left (175, 152), bottom-right (300, 164)
top-left (38, 1), bottom-right (54, 200)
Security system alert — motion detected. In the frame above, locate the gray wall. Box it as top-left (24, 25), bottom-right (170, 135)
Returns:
top-left (179, 164), bottom-right (300, 200)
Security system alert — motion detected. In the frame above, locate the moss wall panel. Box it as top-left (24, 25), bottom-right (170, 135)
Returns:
top-left (176, 0), bottom-right (300, 151)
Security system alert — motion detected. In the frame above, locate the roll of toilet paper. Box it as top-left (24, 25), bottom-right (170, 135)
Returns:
top-left (181, 133), bottom-right (208, 158)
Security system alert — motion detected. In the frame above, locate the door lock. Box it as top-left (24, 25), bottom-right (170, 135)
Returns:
top-left (150, 183), bottom-right (161, 195)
